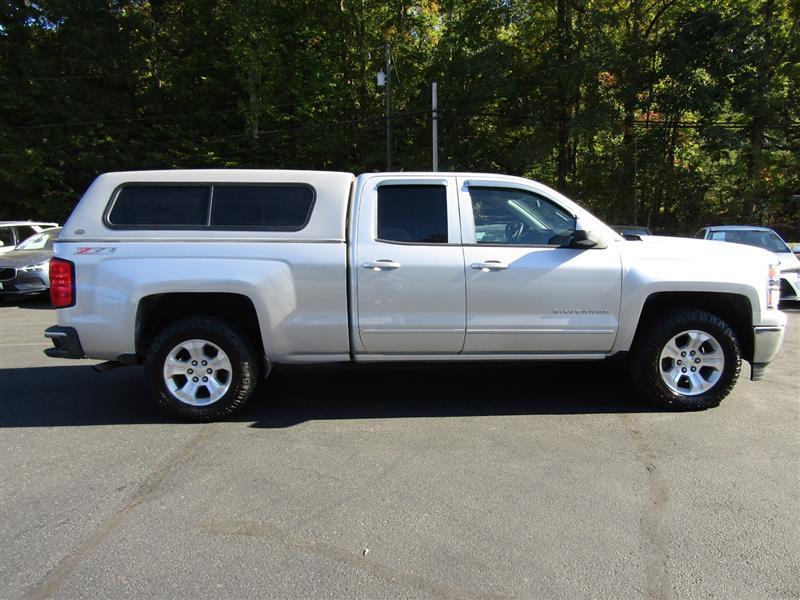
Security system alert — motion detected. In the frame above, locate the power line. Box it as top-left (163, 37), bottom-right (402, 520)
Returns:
top-left (2, 91), bottom-right (384, 132)
top-left (4, 58), bottom-right (278, 83)
top-left (28, 109), bottom-right (430, 154)
top-left (448, 110), bottom-right (800, 130)
top-left (4, 106), bottom-right (242, 131)
top-left (4, 42), bottom-right (394, 84)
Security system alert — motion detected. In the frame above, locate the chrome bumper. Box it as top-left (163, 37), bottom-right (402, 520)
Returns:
top-left (750, 322), bottom-right (786, 381)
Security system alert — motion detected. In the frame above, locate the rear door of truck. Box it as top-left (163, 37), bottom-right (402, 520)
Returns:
top-left (353, 175), bottom-right (466, 354)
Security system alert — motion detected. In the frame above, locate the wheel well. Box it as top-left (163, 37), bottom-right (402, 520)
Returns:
top-left (136, 293), bottom-right (264, 359)
top-left (634, 292), bottom-right (754, 362)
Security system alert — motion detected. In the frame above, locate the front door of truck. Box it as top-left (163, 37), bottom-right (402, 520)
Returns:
top-left (355, 177), bottom-right (466, 354)
top-left (457, 179), bottom-right (622, 354)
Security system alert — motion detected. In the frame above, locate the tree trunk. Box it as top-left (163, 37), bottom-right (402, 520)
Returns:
top-left (742, 0), bottom-right (775, 220)
top-left (556, 0), bottom-right (576, 191)
top-left (248, 65), bottom-right (259, 143)
top-left (622, 0), bottom-right (643, 224)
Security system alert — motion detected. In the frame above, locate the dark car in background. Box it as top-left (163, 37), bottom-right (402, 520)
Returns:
top-left (612, 225), bottom-right (652, 239)
top-left (0, 227), bottom-right (61, 299)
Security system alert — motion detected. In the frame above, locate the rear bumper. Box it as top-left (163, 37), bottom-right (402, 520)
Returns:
top-left (44, 326), bottom-right (85, 359)
top-left (750, 318), bottom-right (787, 381)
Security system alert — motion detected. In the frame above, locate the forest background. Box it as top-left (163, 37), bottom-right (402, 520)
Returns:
top-left (1, 0), bottom-right (798, 237)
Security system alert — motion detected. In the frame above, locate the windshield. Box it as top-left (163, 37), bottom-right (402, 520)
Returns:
top-left (16, 228), bottom-right (61, 251)
top-left (617, 227), bottom-right (650, 236)
top-left (709, 229), bottom-right (790, 253)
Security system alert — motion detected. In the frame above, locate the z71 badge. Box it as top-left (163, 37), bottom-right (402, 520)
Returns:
top-left (73, 247), bottom-right (117, 255)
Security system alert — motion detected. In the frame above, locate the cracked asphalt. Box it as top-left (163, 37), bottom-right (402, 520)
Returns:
top-left (1, 298), bottom-right (798, 599)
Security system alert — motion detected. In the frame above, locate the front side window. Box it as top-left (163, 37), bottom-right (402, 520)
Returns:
top-left (469, 187), bottom-right (575, 245)
top-left (377, 185), bottom-right (448, 244)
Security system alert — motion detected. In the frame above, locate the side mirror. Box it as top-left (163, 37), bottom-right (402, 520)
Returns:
top-left (570, 229), bottom-right (607, 249)
top-left (792, 244), bottom-right (800, 255)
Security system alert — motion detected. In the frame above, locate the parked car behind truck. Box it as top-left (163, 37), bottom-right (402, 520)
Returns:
top-left (0, 221), bottom-right (59, 254)
top-left (0, 227), bottom-right (61, 298)
top-left (694, 225), bottom-right (800, 301)
top-left (44, 170), bottom-right (786, 420)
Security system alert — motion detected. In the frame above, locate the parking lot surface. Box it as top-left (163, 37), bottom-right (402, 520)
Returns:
top-left (1, 299), bottom-right (798, 599)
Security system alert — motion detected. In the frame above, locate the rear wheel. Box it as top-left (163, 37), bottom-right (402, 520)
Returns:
top-left (145, 317), bottom-right (259, 421)
top-left (630, 309), bottom-right (741, 410)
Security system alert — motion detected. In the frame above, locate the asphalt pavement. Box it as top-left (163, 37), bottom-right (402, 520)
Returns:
top-left (1, 298), bottom-right (798, 599)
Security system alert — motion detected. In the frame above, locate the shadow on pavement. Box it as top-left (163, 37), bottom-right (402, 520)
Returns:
top-left (0, 295), bottom-right (54, 310)
top-left (779, 300), bottom-right (800, 312)
top-left (0, 360), bottom-right (661, 429)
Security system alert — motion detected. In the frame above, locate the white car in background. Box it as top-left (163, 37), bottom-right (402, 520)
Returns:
top-left (0, 221), bottom-right (59, 254)
top-left (695, 225), bottom-right (800, 301)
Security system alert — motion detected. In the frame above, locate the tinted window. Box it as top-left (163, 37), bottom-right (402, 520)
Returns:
top-left (711, 229), bottom-right (790, 253)
top-left (0, 227), bottom-right (14, 247)
top-left (19, 226), bottom-right (39, 240)
top-left (377, 185), bottom-right (448, 244)
top-left (109, 186), bottom-right (209, 226)
top-left (617, 227), bottom-right (650, 236)
top-left (17, 228), bottom-right (61, 250)
top-left (211, 185), bottom-right (314, 229)
top-left (469, 187), bottom-right (575, 245)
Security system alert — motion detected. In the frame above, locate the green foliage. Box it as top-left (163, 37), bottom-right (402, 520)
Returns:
top-left (1, 0), bottom-right (798, 235)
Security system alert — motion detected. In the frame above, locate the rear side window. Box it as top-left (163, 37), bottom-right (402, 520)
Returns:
top-left (210, 185), bottom-right (314, 229)
top-left (377, 185), bottom-right (448, 244)
top-left (107, 184), bottom-right (315, 230)
top-left (109, 186), bottom-right (209, 227)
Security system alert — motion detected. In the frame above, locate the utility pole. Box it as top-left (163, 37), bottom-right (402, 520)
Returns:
top-left (431, 80), bottom-right (438, 171)
top-left (248, 65), bottom-right (259, 143)
top-left (385, 44), bottom-right (392, 171)
top-left (633, 133), bottom-right (638, 225)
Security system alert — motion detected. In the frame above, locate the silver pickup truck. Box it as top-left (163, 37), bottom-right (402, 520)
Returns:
top-left (44, 170), bottom-right (786, 420)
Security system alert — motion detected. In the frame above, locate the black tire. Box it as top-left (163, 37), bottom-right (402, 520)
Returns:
top-left (145, 317), bottom-right (260, 421)
top-left (630, 308), bottom-right (741, 410)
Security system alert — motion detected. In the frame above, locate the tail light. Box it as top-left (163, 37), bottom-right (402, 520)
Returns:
top-left (50, 258), bottom-right (75, 308)
top-left (767, 264), bottom-right (781, 309)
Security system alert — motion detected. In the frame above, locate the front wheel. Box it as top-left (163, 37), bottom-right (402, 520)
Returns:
top-left (145, 317), bottom-right (260, 421)
top-left (630, 309), bottom-right (741, 410)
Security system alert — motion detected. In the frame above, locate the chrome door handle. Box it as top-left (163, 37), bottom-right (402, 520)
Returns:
top-left (471, 260), bottom-right (508, 271)
top-left (362, 260), bottom-right (401, 271)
